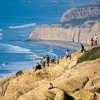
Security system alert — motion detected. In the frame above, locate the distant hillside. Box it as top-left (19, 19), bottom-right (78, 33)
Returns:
top-left (61, 2), bottom-right (100, 24)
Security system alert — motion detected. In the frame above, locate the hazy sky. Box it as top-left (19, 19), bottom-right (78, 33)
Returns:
top-left (0, 0), bottom-right (99, 25)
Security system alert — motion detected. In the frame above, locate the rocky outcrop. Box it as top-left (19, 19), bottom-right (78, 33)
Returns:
top-left (29, 21), bottom-right (100, 44)
top-left (61, 3), bottom-right (100, 23)
top-left (0, 46), bottom-right (100, 100)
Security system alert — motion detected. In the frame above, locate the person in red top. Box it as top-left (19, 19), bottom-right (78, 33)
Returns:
top-left (90, 38), bottom-right (94, 46)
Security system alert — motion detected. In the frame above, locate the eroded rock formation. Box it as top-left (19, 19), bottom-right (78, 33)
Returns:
top-left (0, 46), bottom-right (100, 100)
top-left (29, 21), bottom-right (100, 44)
top-left (61, 2), bottom-right (100, 23)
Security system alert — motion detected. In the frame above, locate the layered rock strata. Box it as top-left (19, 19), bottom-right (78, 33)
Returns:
top-left (29, 22), bottom-right (100, 44)
top-left (61, 3), bottom-right (100, 22)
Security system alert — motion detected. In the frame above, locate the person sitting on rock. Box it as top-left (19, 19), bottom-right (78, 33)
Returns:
top-left (50, 56), bottom-right (56, 64)
top-left (35, 63), bottom-right (42, 71)
top-left (48, 83), bottom-right (53, 90)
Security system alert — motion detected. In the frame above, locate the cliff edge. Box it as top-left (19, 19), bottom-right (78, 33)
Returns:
top-left (29, 21), bottom-right (100, 44)
top-left (29, 3), bottom-right (100, 44)
top-left (0, 46), bottom-right (100, 100)
top-left (61, 2), bottom-right (100, 23)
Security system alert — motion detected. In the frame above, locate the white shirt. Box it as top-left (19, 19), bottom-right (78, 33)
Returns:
top-left (66, 51), bottom-right (69, 56)
top-left (43, 58), bottom-right (46, 62)
top-left (94, 35), bottom-right (97, 41)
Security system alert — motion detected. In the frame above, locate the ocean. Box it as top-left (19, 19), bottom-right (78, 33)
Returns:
top-left (0, 0), bottom-right (96, 78)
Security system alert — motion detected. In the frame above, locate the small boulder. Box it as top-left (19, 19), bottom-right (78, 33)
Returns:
top-left (16, 71), bottom-right (23, 77)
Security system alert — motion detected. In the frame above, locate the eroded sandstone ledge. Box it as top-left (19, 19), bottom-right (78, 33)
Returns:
top-left (0, 46), bottom-right (100, 100)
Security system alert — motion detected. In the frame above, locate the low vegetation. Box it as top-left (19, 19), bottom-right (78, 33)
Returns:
top-left (78, 46), bottom-right (100, 63)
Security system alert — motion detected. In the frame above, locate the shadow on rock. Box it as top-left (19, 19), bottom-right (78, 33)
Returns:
top-left (64, 92), bottom-right (75, 100)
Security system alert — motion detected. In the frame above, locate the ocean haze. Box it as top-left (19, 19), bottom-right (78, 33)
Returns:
top-left (0, 0), bottom-right (96, 26)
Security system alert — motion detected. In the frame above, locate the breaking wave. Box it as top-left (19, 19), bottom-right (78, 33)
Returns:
top-left (8, 23), bottom-right (36, 29)
top-left (0, 43), bottom-right (32, 53)
top-left (51, 1), bottom-right (58, 3)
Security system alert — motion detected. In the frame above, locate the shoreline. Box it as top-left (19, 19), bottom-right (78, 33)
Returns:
top-left (0, 40), bottom-right (83, 79)
top-left (28, 39), bottom-right (86, 50)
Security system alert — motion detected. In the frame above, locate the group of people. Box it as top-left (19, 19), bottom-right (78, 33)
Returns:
top-left (34, 34), bottom-right (99, 90)
top-left (90, 34), bottom-right (98, 46)
top-left (35, 34), bottom-right (99, 71)
top-left (35, 55), bottom-right (50, 71)
top-left (42, 55), bottom-right (50, 67)
top-left (81, 34), bottom-right (98, 53)
top-left (35, 55), bottom-right (59, 71)
top-left (65, 43), bottom-right (86, 60)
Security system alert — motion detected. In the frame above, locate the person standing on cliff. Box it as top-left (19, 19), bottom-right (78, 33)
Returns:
top-left (66, 50), bottom-right (71, 60)
top-left (46, 55), bottom-right (50, 66)
top-left (81, 44), bottom-right (85, 53)
top-left (94, 34), bottom-right (98, 46)
top-left (90, 38), bottom-right (94, 46)
top-left (43, 56), bottom-right (46, 68)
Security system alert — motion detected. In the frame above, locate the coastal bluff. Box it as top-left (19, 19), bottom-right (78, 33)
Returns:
top-left (29, 3), bottom-right (100, 44)
top-left (29, 21), bottom-right (100, 44)
top-left (61, 2), bottom-right (100, 23)
top-left (0, 46), bottom-right (100, 100)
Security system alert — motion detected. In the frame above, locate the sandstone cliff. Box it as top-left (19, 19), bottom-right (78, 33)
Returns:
top-left (61, 2), bottom-right (100, 23)
top-left (29, 21), bottom-right (100, 44)
top-left (29, 3), bottom-right (100, 44)
top-left (0, 46), bottom-right (100, 100)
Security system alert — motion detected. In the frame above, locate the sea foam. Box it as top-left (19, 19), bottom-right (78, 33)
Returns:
top-left (0, 29), bottom-right (3, 31)
top-left (51, 1), bottom-right (58, 3)
top-left (0, 43), bottom-right (32, 53)
top-left (8, 23), bottom-right (36, 29)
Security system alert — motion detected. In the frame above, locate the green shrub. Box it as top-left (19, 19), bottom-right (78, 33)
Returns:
top-left (78, 46), bottom-right (100, 63)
